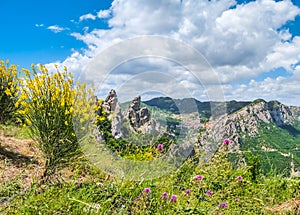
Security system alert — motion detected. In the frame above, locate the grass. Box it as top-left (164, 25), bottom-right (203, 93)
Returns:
top-left (1, 126), bottom-right (300, 214)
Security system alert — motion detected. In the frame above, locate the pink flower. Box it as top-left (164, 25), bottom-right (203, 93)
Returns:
top-left (236, 176), bottom-right (243, 181)
top-left (223, 139), bottom-right (231, 145)
top-left (195, 175), bottom-right (203, 180)
top-left (218, 202), bottom-right (227, 208)
top-left (170, 195), bottom-right (177, 202)
top-left (143, 188), bottom-right (151, 194)
top-left (156, 144), bottom-right (164, 151)
top-left (205, 190), bottom-right (212, 196)
top-left (235, 197), bottom-right (240, 202)
top-left (161, 192), bottom-right (168, 200)
top-left (185, 189), bottom-right (191, 194)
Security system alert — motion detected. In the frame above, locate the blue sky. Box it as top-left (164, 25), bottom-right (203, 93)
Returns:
top-left (0, 0), bottom-right (112, 67)
top-left (1, 0), bottom-right (300, 105)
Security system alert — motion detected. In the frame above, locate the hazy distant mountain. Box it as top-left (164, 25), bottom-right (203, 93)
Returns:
top-left (143, 97), bottom-right (251, 118)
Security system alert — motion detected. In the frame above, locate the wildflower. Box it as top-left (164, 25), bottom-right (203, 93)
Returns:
top-left (218, 202), bottom-right (227, 208)
top-left (195, 175), bottom-right (203, 180)
top-left (93, 203), bottom-right (100, 210)
top-left (143, 188), bottom-right (151, 194)
top-left (205, 190), bottom-right (212, 196)
top-left (236, 176), bottom-right (243, 181)
top-left (235, 198), bottom-right (240, 202)
top-left (161, 192), bottom-right (168, 200)
top-left (223, 139), bottom-right (230, 145)
top-left (185, 189), bottom-right (191, 195)
top-left (170, 195), bottom-right (177, 202)
top-left (156, 143), bottom-right (164, 151)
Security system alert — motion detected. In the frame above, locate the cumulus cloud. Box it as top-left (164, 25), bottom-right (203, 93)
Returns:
top-left (47, 0), bottom-right (300, 105)
top-left (79, 13), bottom-right (97, 22)
top-left (47, 25), bottom-right (69, 33)
top-left (97, 9), bottom-right (111, 18)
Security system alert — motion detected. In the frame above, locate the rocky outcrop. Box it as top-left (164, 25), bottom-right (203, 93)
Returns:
top-left (127, 96), bottom-right (157, 133)
top-left (102, 89), bottom-right (124, 138)
top-left (201, 100), bottom-right (295, 149)
top-left (99, 90), bottom-right (159, 137)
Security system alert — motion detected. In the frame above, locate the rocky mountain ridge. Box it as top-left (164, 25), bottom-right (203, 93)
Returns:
top-left (202, 99), bottom-right (297, 145)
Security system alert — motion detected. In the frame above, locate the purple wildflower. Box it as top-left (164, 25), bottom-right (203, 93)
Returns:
top-left (143, 188), bottom-right (151, 194)
top-left (223, 139), bottom-right (231, 145)
top-left (195, 175), bottom-right (203, 180)
top-left (161, 192), bottom-right (168, 200)
top-left (156, 144), bottom-right (164, 151)
top-left (185, 189), bottom-right (191, 194)
top-left (235, 198), bottom-right (240, 202)
top-left (170, 195), bottom-right (177, 202)
top-left (236, 176), bottom-right (243, 181)
top-left (219, 202), bottom-right (227, 208)
top-left (205, 190), bottom-right (212, 196)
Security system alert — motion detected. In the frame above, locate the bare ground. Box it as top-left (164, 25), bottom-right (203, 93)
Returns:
top-left (0, 134), bottom-right (44, 189)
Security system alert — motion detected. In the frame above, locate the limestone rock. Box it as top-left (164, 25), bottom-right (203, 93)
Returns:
top-left (102, 89), bottom-right (124, 138)
top-left (200, 100), bottom-right (295, 151)
top-left (126, 95), bottom-right (153, 133)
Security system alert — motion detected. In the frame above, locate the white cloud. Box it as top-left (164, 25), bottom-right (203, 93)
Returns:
top-left (35, 24), bottom-right (44, 27)
top-left (79, 13), bottom-right (97, 22)
top-left (47, 25), bottom-right (69, 33)
top-left (49, 0), bottom-right (300, 105)
top-left (97, 9), bottom-right (111, 18)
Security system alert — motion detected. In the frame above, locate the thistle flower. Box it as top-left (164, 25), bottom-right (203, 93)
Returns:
top-left (156, 143), bottom-right (164, 151)
top-left (185, 189), bottom-right (191, 195)
top-left (195, 175), bottom-right (203, 180)
top-left (143, 188), bottom-right (151, 194)
top-left (161, 192), bottom-right (168, 200)
top-left (170, 195), bottom-right (177, 202)
top-left (235, 198), bottom-right (240, 202)
top-left (218, 202), bottom-right (227, 208)
top-left (223, 139), bottom-right (231, 145)
top-left (205, 190), bottom-right (212, 196)
top-left (236, 176), bottom-right (243, 181)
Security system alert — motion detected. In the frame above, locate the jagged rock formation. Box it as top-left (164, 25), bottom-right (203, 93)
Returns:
top-left (126, 95), bottom-right (157, 133)
top-left (202, 100), bottom-right (295, 148)
top-left (103, 89), bottom-right (118, 112)
top-left (100, 90), bottom-right (159, 138)
top-left (102, 89), bottom-right (124, 138)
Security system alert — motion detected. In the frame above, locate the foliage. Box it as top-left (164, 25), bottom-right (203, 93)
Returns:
top-left (0, 60), bottom-right (19, 124)
top-left (16, 64), bottom-right (80, 177)
top-left (242, 121), bottom-right (300, 175)
top-left (95, 105), bottom-right (175, 161)
top-left (2, 139), bottom-right (300, 214)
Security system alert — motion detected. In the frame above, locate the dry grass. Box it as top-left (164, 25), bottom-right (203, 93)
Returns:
top-left (0, 133), bottom-right (44, 189)
top-left (265, 198), bottom-right (300, 214)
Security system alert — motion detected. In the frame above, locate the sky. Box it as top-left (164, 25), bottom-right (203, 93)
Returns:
top-left (1, 0), bottom-right (300, 105)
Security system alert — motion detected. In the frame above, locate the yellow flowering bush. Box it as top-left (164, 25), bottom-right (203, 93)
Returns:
top-left (0, 60), bottom-right (19, 124)
top-left (17, 64), bottom-right (80, 177)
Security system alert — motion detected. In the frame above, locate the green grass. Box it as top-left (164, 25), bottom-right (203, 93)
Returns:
top-left (0, 123), bottom-right (31, 139)
top-left (1, 144), bottom-right (300, 214)
top-left (1, 124), bottom-right (300, 214)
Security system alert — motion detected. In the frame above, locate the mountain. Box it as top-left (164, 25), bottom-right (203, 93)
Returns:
top-left (143, 97), bottom-right (300, 175)
top-left (144, 97), bottom-right (251, 118)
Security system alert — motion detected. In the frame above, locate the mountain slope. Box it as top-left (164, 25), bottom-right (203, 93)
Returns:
top-left (201, 99), bottom-right (300, 175)
top-left (143, 97), bottom-right (300, 175)
top-left (143, 97), bottom-right (251, 118)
